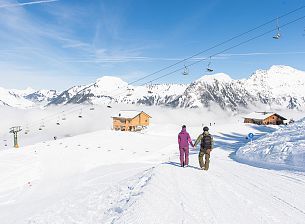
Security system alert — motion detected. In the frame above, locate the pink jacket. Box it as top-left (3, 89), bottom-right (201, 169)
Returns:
top-left (178, 128), bottom-right (194, 148)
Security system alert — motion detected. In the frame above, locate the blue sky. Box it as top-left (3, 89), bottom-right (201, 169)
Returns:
top-left (0, 0), bottom-right (305, 90)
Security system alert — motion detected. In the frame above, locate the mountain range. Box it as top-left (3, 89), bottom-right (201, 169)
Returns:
top-left (1, 65), bottom-right (305, 112)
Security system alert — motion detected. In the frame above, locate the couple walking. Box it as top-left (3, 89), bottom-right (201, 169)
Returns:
top-left (178, 125), bottom-right (213, 170)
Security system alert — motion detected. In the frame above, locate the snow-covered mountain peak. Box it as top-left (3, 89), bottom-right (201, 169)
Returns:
top-left (9, 87), bottom-right (36, 96)
top-left (92, 76), bottom-right (128, 94)
top-left (196, 73), bottom-right (232, 83)
top-left (268, 65), bottom-right (297, 74)
top-left (95, 76), bottom-right (127, 87)
top-left (250, 65), bottom-right (305, 81)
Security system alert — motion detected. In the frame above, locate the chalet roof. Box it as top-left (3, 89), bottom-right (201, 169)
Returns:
top-left (243, 112), bottom-right (287, 120)
top-left (112, 110), bottom-right (151, 119)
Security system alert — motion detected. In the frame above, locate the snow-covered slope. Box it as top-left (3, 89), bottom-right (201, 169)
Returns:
top-left (47, 65), bottom-right (305, 112)
top-left (171, 73), bottom-right (256, 111)
top-left (48, 76), bottom-right (187, 106)
top-left (0, 87), bottom-right (58, 108)
top-left (236, 118), bottom-right (305, 171)
top-left (0, 87), bottom-right (35, 108)
top-left (244, 65), bottom-right (305, 110)
top-left (3, 65), bottom-right (305, 111)
top-left (25, 89), bottom-right (58, 104)
top-left (1, 106), bottom-right (305, 224)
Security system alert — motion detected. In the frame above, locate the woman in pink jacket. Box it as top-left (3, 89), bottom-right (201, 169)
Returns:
top-left (178, 125), bottom-right (194, 167)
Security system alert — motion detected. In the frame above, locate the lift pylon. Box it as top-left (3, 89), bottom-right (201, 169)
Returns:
top-left (9, 126), bottom-right (22, 148)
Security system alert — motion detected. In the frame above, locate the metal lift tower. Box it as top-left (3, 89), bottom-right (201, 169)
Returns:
top-left (9, 126), bottom-right (22, 148)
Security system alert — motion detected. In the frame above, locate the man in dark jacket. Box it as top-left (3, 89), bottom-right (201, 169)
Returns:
top-left (194, 126), bottom-right (213, 170)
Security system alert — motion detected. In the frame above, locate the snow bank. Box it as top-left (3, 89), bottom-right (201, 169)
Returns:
top-left (236, 118), bottom-right (305, 171)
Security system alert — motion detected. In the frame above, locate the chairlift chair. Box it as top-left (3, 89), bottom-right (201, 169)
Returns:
top-left (273, 18), bottom-right (281, 39)
top-left (24, 124), bottom-right (30, 134)
top-left (40, 120), bottom-right (45, 128)
top-left (273, 32), bottom-right (281, 39)
top-left (126, 88), bottom-right (133, 96)
top-left (182, 65), bottom-right (189, 76)
top-left (56, 117), bottom-right (61, 125)
top-left (147, 84), bottom-right (153, 94)
top-left (78, 109), bottom-right (83, 118)
top-left (206, 57), bottom-right (214, 72)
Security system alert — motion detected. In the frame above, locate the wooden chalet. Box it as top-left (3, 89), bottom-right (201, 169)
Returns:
top-left (112, 110), bottom-right (152, 131)
top-left (243, 112), bottom-right (287, 125)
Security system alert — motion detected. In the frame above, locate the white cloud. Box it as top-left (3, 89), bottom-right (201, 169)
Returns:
top-left (0, 0), bottom-right (59, 8)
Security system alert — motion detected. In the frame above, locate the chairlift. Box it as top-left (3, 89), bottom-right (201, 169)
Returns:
top-left (273, 18), bottom-right (281, 39)
top-left (182, 65), bottom-right (189, 75)
top-left (207, 57), bottom-right (214, 72)
top-left (41, 120), bottom-right (45, 128)
top-left (78, 109), bottom-right (83, 118)
top-left (24, 124), bottom-right (30, 134)
top-left (147, 82), bottom-right (153, 94)
top-left (126, 88), bottom-right (133, 96)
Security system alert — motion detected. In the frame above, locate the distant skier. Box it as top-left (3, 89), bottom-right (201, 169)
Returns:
top-left (178, 125), bottom-right (194, 167)
top-left (194, 126), bottom-right (214, 170)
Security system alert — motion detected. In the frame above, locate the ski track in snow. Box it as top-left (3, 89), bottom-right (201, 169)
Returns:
top-left (114, 150), bottom-right (305, 224)
top-left (26, 166), bottom-right (155, 224)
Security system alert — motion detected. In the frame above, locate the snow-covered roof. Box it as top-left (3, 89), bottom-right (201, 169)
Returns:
top-left (243, 112), bottom-right (284, 120)
top-left (112, 110), bottom-right (142, 119)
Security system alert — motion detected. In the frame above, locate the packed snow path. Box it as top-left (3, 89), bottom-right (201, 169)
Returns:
top-left (1, 126), bottom-right (305, 224)
top-left (117, 149), bottom-right (305, 224)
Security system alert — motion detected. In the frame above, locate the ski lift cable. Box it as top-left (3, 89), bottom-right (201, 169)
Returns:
top-left (14, 7), bottom-right (305, 132)
top-left (103, 14), bottom-right (305, 99)
top-left (137, 14), bottom-right (305, 86)
top-left (114, 5), bottom-right (305, 87)
top-left (25, 102), bottom-right (94, 129)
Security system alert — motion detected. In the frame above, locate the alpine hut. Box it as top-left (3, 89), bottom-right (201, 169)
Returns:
top-left (112, 110), bottom-right (152, 131)
top-left (243, 112), bottom-right (287, 125)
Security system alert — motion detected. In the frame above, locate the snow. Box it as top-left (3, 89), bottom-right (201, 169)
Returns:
top-left (4, 65), bottom-right (305, 112)
top-left (196, 72), bottom-right (232, 83)
top-left (9, 87), bottom-right (36, 97)
top-left (91, 76), bottom-right (128, 95)
top-left (246, 65), bottom-right (305, 98)
top-left (236, 118), bottom-right (305, 172)
top-left (243, 111), bottom-right (280, 120)
top-left (0, 87), bottom-right (35, 108)
top-left (112, 110), bottom-right (143, 119)
top-left (1, 105), bottom-right (305, 223)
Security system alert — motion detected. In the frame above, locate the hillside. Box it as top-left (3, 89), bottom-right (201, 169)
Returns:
top-left (48, 65), bottom-right (305, 111)
top-left (236, 118), bottom-right (305, 171)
